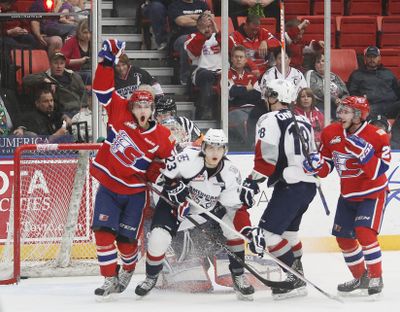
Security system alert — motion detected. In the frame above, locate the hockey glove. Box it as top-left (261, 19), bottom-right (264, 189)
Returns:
top-left (344, 135), bottom-right (375, 165)
top-left (240, 176), bottom-right (260, 208)
top-left (302, 152), bottom-right (324, 175)
top-left (165, 180), bottom-right (189, 206)
top-left (243, 227), bottom-right (266, 257)
top-left (176, 201), bottom-right (190, 222)
top-left (98, 39), bottom-right (126, 65)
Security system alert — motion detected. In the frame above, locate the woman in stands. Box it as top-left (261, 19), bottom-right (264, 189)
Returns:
top-left (305, 52), bottom-right (349, 120)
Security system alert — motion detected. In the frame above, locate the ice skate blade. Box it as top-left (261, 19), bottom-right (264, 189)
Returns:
top-left (272, 286), bottom-right (308, 300)
top-left (94, 293), bottom-right (117, 302)
top-left (338, 289), bottom-right (368, 297)
top-left (235, 291), bottom-right (254, 301)
top-left (367, 292), bottom-right (383, 301)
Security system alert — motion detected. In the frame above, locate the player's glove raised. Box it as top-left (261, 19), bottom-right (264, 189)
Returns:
top-left (302, 152), bottom-right (324, 175)
top-left (98, 39), bottom-right (126, 64)
top-left (242, 227), bottom-right (266, 257)
top-left (165, 180), bottom-right (189, 206)
top-left (344, 135), bottom-right (375, 164)
top-left (240, 176), bottom-right (260, 207)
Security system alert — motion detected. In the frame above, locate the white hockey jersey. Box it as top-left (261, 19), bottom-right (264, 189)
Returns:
top-left (254, 109), bottom-right (318, 186)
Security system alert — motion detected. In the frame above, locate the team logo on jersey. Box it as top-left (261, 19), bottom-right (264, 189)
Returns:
top-left (332, 151), bottom-right (362, 178)
top-left (99, 214), bottom-right (109, 221)
top-left (329, 136), bottom-right (342, 145)
top-left (124, 121), bottom-right (137, 130)
top-left (193, 173), bottom-right (206, 181)
top-left (111, 130), bottom-right (145, 168)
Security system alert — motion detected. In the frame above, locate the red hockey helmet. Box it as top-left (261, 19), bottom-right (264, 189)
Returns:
top-left (128, 90), bottom-right (154, 111)
top-left (341, 96), bottom-right (370, 120)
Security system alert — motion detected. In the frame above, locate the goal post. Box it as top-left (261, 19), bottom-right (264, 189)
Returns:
top-left (0, 143), bottom-right (101, 284)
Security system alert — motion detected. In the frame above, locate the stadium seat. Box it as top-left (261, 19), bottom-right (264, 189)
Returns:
top-left (284, 0), bottom-right (311, 20)
top-left (204, 0), bottom-right (214, 13)
top-left (313, 0), bottom-right (344, 16)
top-left (11, 49), bottom-right (50, 91)
top-left (236, 16), bottom-right (277, 35)
top-left (377, 16), bottom-right (400, 48)
top-left (347, 0), bottom-right (382, 15)
top-left (379, 48), bottom-right (400, 80)
top-left (386, 0), bottom-right (400, 15)
top-left (214, 16), bottom-right (234, 35)
top-left (296, 15), bottom-right (336, 48)
top-left (331, 49), bottom-right (358, 82)
top-left (336, 16), bottom-right (378, 54)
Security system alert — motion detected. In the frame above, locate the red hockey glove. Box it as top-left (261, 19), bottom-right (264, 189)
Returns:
top-left (98, 39), bottom-right (126, 64)
top-left (302, 152), bottom-right (324, 175)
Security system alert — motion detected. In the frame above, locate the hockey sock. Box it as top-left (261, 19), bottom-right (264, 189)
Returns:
top-left (292, 242), bottom-right (303, 259)
top-left (117, 241), bottom-right (138, 272)
top-left (336, 236), bottom-right (366, 279)
top-left (282, 231), bottom-right (302, 259)
top-left (267, 239), bottom-right (294, 271)
top-left (355, 227), bottom-right (382, 278)
top-left (94, 231), bottom-right (118, 277)
top-left (145, 227), bottom-right (172, 276)
top-left (226, 239), bottom-right (246, 275)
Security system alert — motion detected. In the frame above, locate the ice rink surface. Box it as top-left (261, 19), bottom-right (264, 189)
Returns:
top-left (1, 251), bottom-right (399, 312)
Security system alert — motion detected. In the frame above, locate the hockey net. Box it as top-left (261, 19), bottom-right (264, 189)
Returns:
top-left (0, 143), bottom-right (102, 284)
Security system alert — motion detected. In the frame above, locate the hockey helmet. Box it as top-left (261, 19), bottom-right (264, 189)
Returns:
top-left (128, 90), bottom-right (154, 111)
top-left (263, 79), bottom-right (297, 105)
top-left (155, 95), bottom-right (177, 116)
top-left (367, 114), bottom-right (392, 133)
top-left (340, 96), bottom-right (370, 120)
top-left (201, 128), bottom-right (228, 155)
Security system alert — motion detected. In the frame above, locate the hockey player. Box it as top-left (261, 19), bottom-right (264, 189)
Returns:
top-left (240, 79), bottom-right (318, 300)
top-left (90, 39), bottom-right (175, 297)
top-left (302, 96), bottom-right (391, 297)
top-left (135, 129), bottom-right (266, 300)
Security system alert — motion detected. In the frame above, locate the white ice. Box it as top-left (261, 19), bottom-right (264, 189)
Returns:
top-left (1, 251), bottom-right (399, 312)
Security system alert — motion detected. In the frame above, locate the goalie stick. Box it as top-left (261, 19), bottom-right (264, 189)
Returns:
top-left (146, 183), bottom-right (293, 290)
top-left (184, 197), bottom-right (343, 303)
top-left (287, 103), bottom-right (331, 216)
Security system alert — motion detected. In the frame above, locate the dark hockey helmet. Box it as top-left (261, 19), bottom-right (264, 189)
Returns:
top-left (340, 96), bottom-right (370, 120)
top-left (155, 95), bottom-right (177, 116)
top-left (128, 90), bottom-right (154, 111)
top-left (367, 114), bottom-right (392, 133)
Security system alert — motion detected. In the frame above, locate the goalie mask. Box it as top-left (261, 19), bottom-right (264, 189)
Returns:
top-left (263, 79), bottom-right (297, 106)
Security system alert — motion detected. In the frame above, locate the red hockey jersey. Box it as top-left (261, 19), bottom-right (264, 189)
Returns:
top-left (91, 64), bottom-right (174, 195)
top-left (318, 122), bottom-right (391, 200)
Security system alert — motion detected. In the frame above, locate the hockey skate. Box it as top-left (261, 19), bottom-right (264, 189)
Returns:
top-left (94, 276), bottom-right (120, 297)
top-left (117, 269), bottom-right (134, 293)
top-left (135, 275), bottom-right (159, 297)
top-left (292, 258), bottom-right (304, 275)
top-left (231, 273), bottom-right (255, 301)
top-left (272, 271), bottom-right (307, 300)
top-left (337, 271), bottom-right (369, 296)
top-left (368, 276), bottom-right (383, 297)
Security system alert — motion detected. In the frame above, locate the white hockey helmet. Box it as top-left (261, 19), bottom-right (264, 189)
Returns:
top-left (201, 128), bottom-right (228, 155)
top-left (263, 79), bottom-right (297, 105)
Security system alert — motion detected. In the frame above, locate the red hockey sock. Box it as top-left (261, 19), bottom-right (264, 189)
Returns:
top-left (355, 227), bottom-right (382, 278)
top-left (94, 231), bottom-right (118, 277)
top-left (292, 241), bottom-right (303, 259)
top-left (336, 237), bottom-right (366, 279)
top-left (117, 241), bottom-right (138, 272)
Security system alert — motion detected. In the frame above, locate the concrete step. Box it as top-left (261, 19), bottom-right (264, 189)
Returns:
top-left (101, 34), bottom-right (142, 43)
top-left (193, 120), bottom-right (219, 131)
top-left (143, 67), bottom-right (174, 77)
top-left (162, 85), bottom-right (186, 95)
top-left (102, 1), bottom-right (113, 10)
top-left (102, 17), bottom-right (135, 26)
top-left (125, 50), bottom-right (168, 59)
top-left (176, 101), bottom-right (195, 119)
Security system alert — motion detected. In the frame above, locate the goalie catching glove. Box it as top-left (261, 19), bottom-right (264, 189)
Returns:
top-left (98, 39), bottom-right (126, 65)
top-left (344, 134), bottom-right (375, 165)
top-left (242, 227), bottom-right (266, 257)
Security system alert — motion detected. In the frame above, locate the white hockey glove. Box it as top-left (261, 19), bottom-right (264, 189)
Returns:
top-left (302, 152), bottom-right (324, 175)
top-left (344, 135), bottom-right (375, 164)
top-left (240, 176), bottom-right (260, 207)
top-left (243, 227), bottom-right (266, 257)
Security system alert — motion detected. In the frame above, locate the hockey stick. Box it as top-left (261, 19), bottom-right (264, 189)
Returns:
top-left (280, 0), bottom-right (286, 76)
top-left (185, 197), bottom-right (343, 303)
top-left (287, 104), bottom-right (331, 216)
top-left (147, 183), bottom-right (293, 290)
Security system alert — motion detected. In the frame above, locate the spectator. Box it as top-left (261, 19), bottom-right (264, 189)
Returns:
top-left (348, 46), bottom-right (400, 119)
top-left (0, 0), bottom-right (40, 50)
top-left (168, 0), bottom-right (209, 85)
top-left (114, 54), bottom-right (163, 100)
top-left (58, 0), bottom-right (80, 26)
top-left (260, 48), bottom-right (307, 98)
top-left (0, 85), bottom-right (21, 136)
top-left (305, 53), bottom-right (349, 119)
top-left (229, 14), bottom-right (280, 77)
top-left (185, 12), bottom-right (221, 120)
top-left (142, 0), bottom-right (173, 50)
top-left (284, 18), bottom-right (323, 71)
top-left (23, 51), bottom-right (87, 118)
top-left (61, 19), bottom-right (91, 85)
top-left (294, 87), bottom-right (324, 147)
top-left (14, 88), bottom-right (71, 136)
